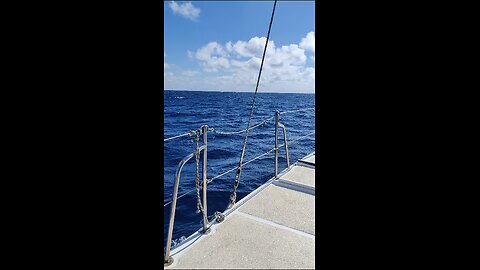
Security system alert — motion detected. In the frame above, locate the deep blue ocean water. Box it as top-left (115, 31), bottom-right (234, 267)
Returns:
top-left (164, 90), bottom-right (315, 248)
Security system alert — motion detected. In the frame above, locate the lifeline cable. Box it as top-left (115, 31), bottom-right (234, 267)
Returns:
top-left (228, 0), bottom-right (278, 209)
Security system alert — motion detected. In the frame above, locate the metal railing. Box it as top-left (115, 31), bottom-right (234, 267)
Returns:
top-left (164, 125), bottom-right (209, 266)
top-left (163, 108), bottom-right (314, 265)
top-left (275, 111), bottom-right (290, 177)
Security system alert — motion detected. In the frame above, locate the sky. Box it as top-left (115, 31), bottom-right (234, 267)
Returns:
top-left (164, 1), bottom-right (315, 93)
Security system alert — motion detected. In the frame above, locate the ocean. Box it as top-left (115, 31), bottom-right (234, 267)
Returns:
top-left (164, 90), bottom-right (315, 249)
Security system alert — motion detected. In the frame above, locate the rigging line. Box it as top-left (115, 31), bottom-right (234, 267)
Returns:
top-left (164, 132), bottom-right (191, 142)
top-left (163, 130), bottom-right (315, 208)
top-left (209, 115), bottom-right (275, 135)
top-left (164, 149), bottom-right (274, 208)
top-left (164, 114), bottom-right (275, 141)
top-left (279, 107), bottom-right (315, 115)
top-left (228, 0), bottom-right (278, 209)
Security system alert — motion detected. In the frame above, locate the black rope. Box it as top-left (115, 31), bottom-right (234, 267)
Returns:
top-left (228, 0), bottom-right (278, 208)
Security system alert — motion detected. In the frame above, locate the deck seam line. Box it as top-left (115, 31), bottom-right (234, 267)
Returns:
top-left (297, 161), bottom-right (316, 169)
top-left (235, 211), bottom-right (315, 240)
top-left (275, 179), bottom-right (315, 194)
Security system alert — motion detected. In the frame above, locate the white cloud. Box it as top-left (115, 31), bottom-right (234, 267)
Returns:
top-left (169, 1), bottom-right (201, 21)
top-left (225, 42), bottom-right (233, 53)
top-left (299, 31), bottom-right (315, 53)
top-left (304, 67), bottom-right (315, 81)
top-left (232, 37), bottom-right (276, 58)
top-left (267, 44), bottom-right (306, 68)
top-left (194, 42), bottom-right (230, 72)
top-left (181, 70), bottom-right (200, 76)
top-left (203, 57), bottom-right (230, 72)
top-left (195, 42), bottom-right (227, 61)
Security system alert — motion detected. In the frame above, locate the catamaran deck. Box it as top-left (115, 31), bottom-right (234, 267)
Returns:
top-left (165, 152), bottom-right (316, 269)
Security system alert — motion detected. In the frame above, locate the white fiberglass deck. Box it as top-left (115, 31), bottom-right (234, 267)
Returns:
top-left (166, 152), bottom-right (316, 269)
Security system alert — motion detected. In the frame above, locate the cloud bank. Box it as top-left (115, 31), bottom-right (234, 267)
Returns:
top-left (165, 32), bottom-right (315, 93)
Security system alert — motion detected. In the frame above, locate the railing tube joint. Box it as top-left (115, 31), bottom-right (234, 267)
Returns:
top-left (275, 111), bottom-right (279, 178)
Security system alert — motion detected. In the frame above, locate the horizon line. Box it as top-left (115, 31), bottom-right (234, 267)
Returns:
top-left (164, 89), bottom-right (315, 94)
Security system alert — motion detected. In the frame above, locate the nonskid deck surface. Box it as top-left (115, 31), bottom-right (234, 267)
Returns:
top-left (166, 153), bottom-right (316, 269)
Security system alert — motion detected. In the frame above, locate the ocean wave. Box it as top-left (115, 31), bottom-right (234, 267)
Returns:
top-left (163, 90), bottom-right (315, 249)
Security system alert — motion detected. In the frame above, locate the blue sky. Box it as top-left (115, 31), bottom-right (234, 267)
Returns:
top-left (164, 1), bottom-right (315, 93)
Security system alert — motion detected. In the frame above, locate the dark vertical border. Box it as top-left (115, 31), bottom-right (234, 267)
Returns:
top-left (317, 0), bottom-right (455, 268)
top-left (26, 0), bottom-right (166, 267)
